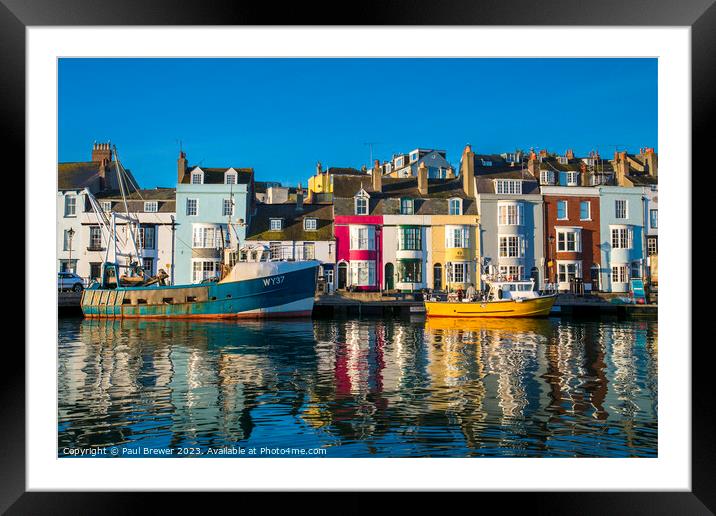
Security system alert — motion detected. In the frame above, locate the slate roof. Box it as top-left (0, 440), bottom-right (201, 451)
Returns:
top-left (181, 166), bottom-right (254, 185)
top-left (92, 188), bottom-right (176, 213)
top-left (58, 161), bottom-right (140, 192)
top-left (245, 203), bottom-right (334, 242)
top-left (625, 174), bottom-right (658, 186)
top-left (474, 169), bottom-right (540, 195)
top-left (333, 175), bottom-right (478, 216)
top-left (325, 167), bottom-right (365, 176)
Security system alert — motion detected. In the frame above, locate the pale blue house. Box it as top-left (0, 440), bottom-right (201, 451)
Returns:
top-left (174, 151), bottom-right (254, 284)
top-left (598, 186), bottom-right (647, 293)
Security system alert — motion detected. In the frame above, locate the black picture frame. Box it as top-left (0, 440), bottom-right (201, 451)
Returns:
top-left (5, 0), bottom-right (706, 512)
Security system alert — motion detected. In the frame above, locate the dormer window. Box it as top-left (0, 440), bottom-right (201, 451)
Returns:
top-left (225, 171), bottom-right (237, 185)
top-left (409, 151), bottom-right (419, 163)
top-left (269, 218), bottom-right (282, 231)
top-left (384, 163), bottom-right (392, 174)
top-left (481, 159), bottom-right (493, 167)
top-left (400, 197), bottom-right (414, 215)
top-left (494, 179), bottom-right (522, 195)
top-left (558, 156), bottom-right (569, 165)
top-left (540, 170), bottom-right (555, 185)
top-left (354, 189), bottom-right (370, 215)
top-left (101, 201), bottom-right (112, 212)
top-left (566, 171), bottom-right (578, 186)
top-left (304, 218), bottom-right (317, 231)
top-left (144, 201), bottom-right (158, 213)
top-left (191, 170), bottom-right (203, 184)
top-left (449, 198), bottom-right (462, 215)
top-left (394, 156), bottom-right (404, 168)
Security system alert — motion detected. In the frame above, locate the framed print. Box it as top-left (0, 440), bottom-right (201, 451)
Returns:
top-left (4, 0), bottom-right (709, 512)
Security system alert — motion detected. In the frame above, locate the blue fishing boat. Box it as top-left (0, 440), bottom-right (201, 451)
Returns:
top-left (82, 246), bottom-right (320, 319)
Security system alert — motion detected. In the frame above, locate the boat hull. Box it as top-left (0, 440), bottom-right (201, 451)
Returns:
top-left (424, 294), bottom-right (557, 318)
top-left (81, 262), bottom-right (319, 319)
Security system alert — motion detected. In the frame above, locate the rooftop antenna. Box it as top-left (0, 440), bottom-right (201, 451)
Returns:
top-left (363, 142), bottom-right (386, 165)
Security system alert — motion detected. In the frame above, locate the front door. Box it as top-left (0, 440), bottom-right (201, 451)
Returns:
top-left (385, 263), bottom-right (394, 290)
top-left (433, 263), bottom-right (442, 290)
top-left (337, 262), bottom-right (347, 290)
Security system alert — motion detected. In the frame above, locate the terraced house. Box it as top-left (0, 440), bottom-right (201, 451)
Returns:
top-left (174, 150), bottom-right (255, 284)
top-left (467, 145), bottom-right (546, 287)
top-left (333, 158), bottom-right (479, 293)
top-left (244, 190), bottom-right (336, 292)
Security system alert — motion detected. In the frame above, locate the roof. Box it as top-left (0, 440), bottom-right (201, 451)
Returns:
top-left (333, 175), bottom-right (478, 216)
top-left (245, 203), bottom-right (334, 242)
top-left (325, 167), bottom-right (365, 176)
top-left (181, 166), bottom-right (254, 185)
top-left (58, 161), bottom-right (140, 192)
top-left (92, 188), bottom-right (176, 213)
top-left (254, 181), bottom-right (282, 193)
top-left (625, 174), bottom-right (658, 186)
top-left (474, 169), bottom-right (540, 195)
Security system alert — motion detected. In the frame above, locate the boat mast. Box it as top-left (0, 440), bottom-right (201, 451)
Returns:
top-left (112, 145), bottom-right (142, 267)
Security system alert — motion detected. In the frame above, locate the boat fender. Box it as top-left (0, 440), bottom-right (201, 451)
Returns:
top-left (497, 288), bottom-right (503, 300)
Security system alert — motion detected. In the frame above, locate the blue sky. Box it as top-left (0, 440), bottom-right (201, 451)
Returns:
top-left (59, 58), bottom-right (657, 188)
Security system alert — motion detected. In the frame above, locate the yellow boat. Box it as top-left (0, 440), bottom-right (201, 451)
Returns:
top-left (424, 278), bottom-right (557, 318)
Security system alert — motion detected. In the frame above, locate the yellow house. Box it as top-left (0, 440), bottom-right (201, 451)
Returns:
top-left (307, 162), bottom-right (366, 202)
top-left (430, 214), bottom-right (480, 292)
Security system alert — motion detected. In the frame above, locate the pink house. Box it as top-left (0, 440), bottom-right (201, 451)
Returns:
top-left (334, 214), bottom-right (383, 291)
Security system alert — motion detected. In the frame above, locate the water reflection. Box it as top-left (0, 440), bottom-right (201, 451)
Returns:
top-left (58, 316), bottom-right (657, 457)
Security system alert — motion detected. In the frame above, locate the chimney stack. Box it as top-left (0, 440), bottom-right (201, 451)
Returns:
top-left (177, 150), bottom-right (187, 183)
top-left (418, 162), bottom-right (429, 195)
top-left (613, 151), bottom-right (629, 186)
top-left (461, 144), bottom-right (475, 197)
top-left (566, 149), bottom-right (574, 160)
top-left (296, 183), bottom-right (304, 211)
top-left (527, 152), bottom-right (539, 177)
top-left (645, 148), bottom-right (658, 178)
top-left (92, 142), bottom-right (113, 162)
top-left (372, 159), bottom-right (382, 192)
top-left (579, 161), bottom-right (589, 186)
top-left (316, 161), bottom-right (322, 175)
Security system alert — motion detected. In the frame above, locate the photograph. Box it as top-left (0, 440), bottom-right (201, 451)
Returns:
top-left (56, 57), bottom-right (659, 460)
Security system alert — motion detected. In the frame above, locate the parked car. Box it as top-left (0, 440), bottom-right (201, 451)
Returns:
top-left (58, 272), bottom-right (84, 292)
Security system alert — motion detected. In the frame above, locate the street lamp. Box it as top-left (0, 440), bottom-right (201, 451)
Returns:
top-left (67, 227), bottom-right (75, 273)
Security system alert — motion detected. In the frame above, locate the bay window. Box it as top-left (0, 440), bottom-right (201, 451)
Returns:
top-left (349, 225), bottom-right (375, 250)
top-left (446, 226), bottom-right (469, 248)
top-left (498, 235), bottom-right (524, 258)
top-left (397, 260), bottom-right (422, 283)
top-left (350, 260), bottom-right (376, 286)
top-left (498, 202), bottom-right (523, 225)
top-left (192, 225), bottom-right (221, 249)
top-left (556, 227), bottom-right (581, 252)
top-left (611, 227), bottom-right (632, 249)
top-left (398, 226), bottom-right (421, 250)
top-left (192, 260), bottom-right (219, 283)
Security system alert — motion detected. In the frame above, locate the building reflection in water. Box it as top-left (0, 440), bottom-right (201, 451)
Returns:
top-left (58, 315), bottom-right (657, 458)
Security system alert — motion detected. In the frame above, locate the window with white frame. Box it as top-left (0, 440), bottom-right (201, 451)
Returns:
top-left (445, 226), bottom-right (469, 248)
top-left (225, 172), bottom-right (237, 185)
top-left (400, 197), bottom-right (414, 215)
top-left (350, 260), bottom-right (375, 286)
top-left (498, 202), bottom-right (523, 225)
top-left (63, 229), bottom-right (74, 251)
top-left (349, 225), bottom-right (374, 250)
top-left (556, 227), bottom-right (581, 252)
top-left (89, 226), bottom-right (102, 250)
top-left (611, 264), bottom-right (628, 284)
top-left (540, 170), bottom-right (555, 185)
top-left (558, 262), bottom-right (582, 283)
top-left (611, 227), bottom-right (632, 249)
top-left (222, 198), bottom-right (234, 217)
top-left (304, 218), bottom-right (317, 231)
top-left (580, 201), bottom-right (591, 220)
top-left (566, 171), bottom-right (578, 186)
top-left (494, 179), bottom-right (522, 195)
top-left (64, 195), bottom-right (76, 217)
top-left (269, 241), bottom-right (281, 260)
top-left (269, 218), bottom-right (282, 231)
top-left (446, 262), bottom-right (469, 284)
top-left (499, 265), bottom-right (524, 280)
top-left (192, 226), bottom-right (221, 249)
top-left (355, 195), bottom-right (368, 215)
top-left (101, 201), bottom-right (112, 212)
top-left (499, 235), bottom-right (524, 258)
top-left (449, 198), bottom-right (462, 215)
top-left (650, 209), bottom-right (658, 229)
top-left (395, 156), bottom-right (404, 168)
top-left (409, 151), bottom-right (419, 163)
top-left (186, 198), bottom-right (198, 216)
top-left (557, 200), bottom-right (568, 220)
top-left (303, 242), bottom-right (315, 260)
top-left (191, 171), bottom-right (203, 184)
top-left (615, 199), bottom-right (628, 219)
top-left (144, 201), bottom-right (158, 213)
top-left (137, 226), bottom-right (155, 249)
top-left (398, 226), bottom-right (422, 251)
top-left (192, 260), bottom-right (219, 283)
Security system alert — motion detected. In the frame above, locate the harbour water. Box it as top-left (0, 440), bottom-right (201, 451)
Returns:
top-left (58, 316), bottom-right (657, 458)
